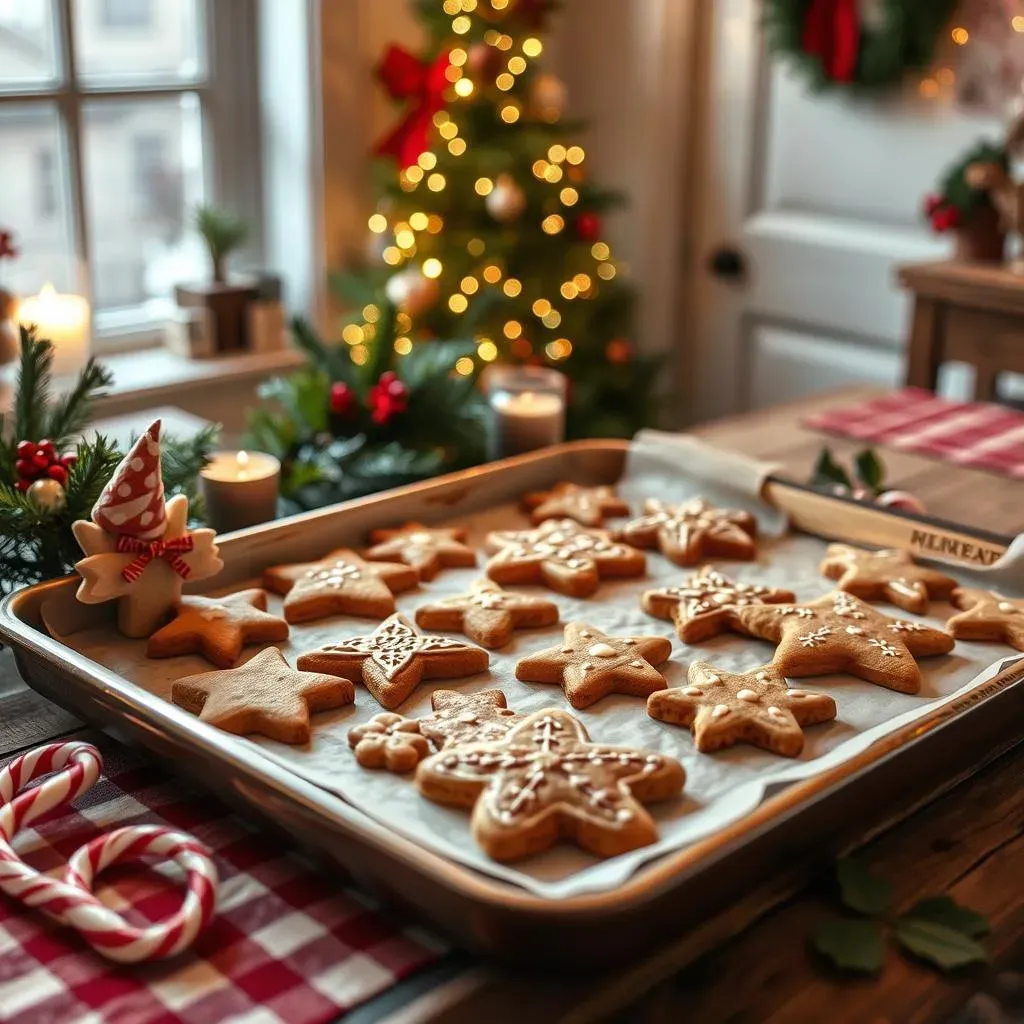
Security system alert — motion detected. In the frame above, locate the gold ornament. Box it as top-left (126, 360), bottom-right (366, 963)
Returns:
top-left (27, 477), bottom-right (66, 512)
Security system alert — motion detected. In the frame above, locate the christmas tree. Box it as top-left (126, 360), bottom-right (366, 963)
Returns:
top-left (334, 0), bottom-right (659, 438)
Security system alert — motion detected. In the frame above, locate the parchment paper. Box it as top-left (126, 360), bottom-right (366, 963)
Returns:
top-left (56, 438), bottom-right (1023, 899)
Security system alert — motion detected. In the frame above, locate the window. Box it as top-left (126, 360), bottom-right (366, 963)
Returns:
top-left (0, 0), bottom-right (261, 352)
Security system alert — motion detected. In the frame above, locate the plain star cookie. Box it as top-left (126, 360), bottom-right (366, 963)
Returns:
top-left (946, 588), bottom-right (1024, 651)
top-left (522, 482), bottom-right (631, 528)
top-left (735, 592), bottom-right (954, 694)
top-left (364, 522), bottom-right (476, 581)
top-left (414, 578), bottom-right (559, 649)
top-left (415, 709), bottom-right (685, 862)
top-left (484, 519), bottom-right (645, 598)
top-left (296, 613), bottom-right (489, 709)
top-left (348, 712), bottom-right (430, 772)
top-left (642, 567), bottom-right (795, 643)
top-left (647, 662), bottom-right (836, 757)
top-left (418, 689), bottom-right (523, 749)
top-left (616, 498), bottom-right (758, 567)
top-left (172, 647), bottom-right (353, 744)
top-left (146, 588), bottom-right (289, 668)
top-left (515, 622), bottom-right (672, 709)
top-left (820, 544), bottom-right (958, 614)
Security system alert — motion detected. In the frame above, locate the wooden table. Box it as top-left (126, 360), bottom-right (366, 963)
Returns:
top-left (2, 387), bottom-right (1022, 1023)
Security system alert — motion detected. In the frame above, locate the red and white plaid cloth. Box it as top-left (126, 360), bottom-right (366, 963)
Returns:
top-left (804, 388), bottom-right (1024, 478)
top-left (0, 736), bottom-right (444, 1024)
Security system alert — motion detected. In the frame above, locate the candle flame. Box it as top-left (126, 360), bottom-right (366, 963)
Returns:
top-left (40, 282), bottom-right (56, 299)
top-left (237, 450), bottom-right (250, 467)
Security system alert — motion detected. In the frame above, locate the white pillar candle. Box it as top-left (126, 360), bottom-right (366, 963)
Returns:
top-left (18, 284), bottom-right (90, 377)
top-left (487, 366), bottom-right (567, 459)
top-left (199, 450), bottom-right (281, 533)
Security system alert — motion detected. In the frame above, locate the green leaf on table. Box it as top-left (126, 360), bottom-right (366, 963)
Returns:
top-left (894, 918), bottom-right (989, 971)
top-left (810, 447), bottom-right (852, 490)
top-left (853, 448), bottom-right (885, 495)
top-left (836, 858), bottom-right (893, 916)
top-left (902, 897), bottom-right (990, 939)
top-left (812, 918), bottom-right (885, 975)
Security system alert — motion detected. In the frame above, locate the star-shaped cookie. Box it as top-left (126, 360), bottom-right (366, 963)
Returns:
top-left (414, 578), bottom-right (559, 649)
top-left (296, 613), bottom-right (489, 709)
top-left (946, 588), bottom-right (1024, 651)
top-left (735, 592), bottom-right (954, 694)
top-left (263, 549), bottom-right (418, 624)
top-left (146, 588), bottom-right (289, 668)
top-left (364, 522), bottom-right (476, 581)
top-left (642, 567), bottom-right (795, 643)
top-left (418, 689), bottom-right (522, 749)
top-left (522, 482), bottom-right (631, 527)
top-left (647, 662), bottom-right (836, 757)
top-left (172, 647), bottom-right (354, 744)
top-left (616, 498), bottom-right (758, 567)
top-left (484, 519), bottom-right (645, 598)
top-left (515, 622), bottom-right (672, 709)
top-left (820, 544), bottom-right (958, 614)
top-left (416, 709), bottom-right (685, 861)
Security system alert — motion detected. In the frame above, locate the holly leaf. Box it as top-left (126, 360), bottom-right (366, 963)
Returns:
top-left (894, 918), bottom-right (988, 971)
top-left (853, 448), bottom-right (885, 495)
top-left (810, 447), bottom-right (852, 490)
top-left (836, 858), bottom-right (893, 917)
top-left (902, 897), bottom-right (990, 939)
top-left (812, 918), bottom-right (885, 975)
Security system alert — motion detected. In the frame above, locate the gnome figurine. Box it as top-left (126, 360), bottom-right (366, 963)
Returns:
top-left (72, 420), bottom-right (223, 638)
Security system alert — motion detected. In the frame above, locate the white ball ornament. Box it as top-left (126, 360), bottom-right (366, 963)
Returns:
top-left (28, 477), bottom-right (67, 512)
top-left (384, 267), bottom-right (439, 316)
top-left (485, 174), bottom-right (527, 223)
top-left (530, 73), bottom-right (566, 122)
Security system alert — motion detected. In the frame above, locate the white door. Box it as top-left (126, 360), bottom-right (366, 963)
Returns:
top-left (686, 0), bottom-right (1002, 422)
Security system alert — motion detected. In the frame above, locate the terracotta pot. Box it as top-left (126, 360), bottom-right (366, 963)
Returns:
top-left (954, 204), bottom-right (1006, 263)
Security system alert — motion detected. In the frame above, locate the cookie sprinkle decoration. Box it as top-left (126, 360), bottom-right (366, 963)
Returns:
top-left (415, 709), bottom-right (685, 862)
top-left (946, 588), bottom-right (1024, 652)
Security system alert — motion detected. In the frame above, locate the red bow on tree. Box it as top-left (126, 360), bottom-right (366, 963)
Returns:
top-left (116, 534), bottom-right (195, 583)
top-left (801, 0), bottom-right (861, 83)
top-left (374, 46), bottom-right (451, 170)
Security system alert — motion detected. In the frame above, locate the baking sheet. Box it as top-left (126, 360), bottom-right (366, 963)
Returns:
top-left (54, 438), bottom-right (1023, 899)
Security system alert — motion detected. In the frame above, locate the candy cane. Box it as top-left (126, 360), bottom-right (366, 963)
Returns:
top-left (0, 742), bottom-right (218, 962)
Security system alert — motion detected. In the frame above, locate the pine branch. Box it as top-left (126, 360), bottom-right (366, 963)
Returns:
top-left (162, 424), bottom-right (218, 494)
top-left (63, 434), bottom-right (122, 521)
top-left (44, 357), bottom-right (115, 445)
top-left (13, 326), bottom-right (53, 441)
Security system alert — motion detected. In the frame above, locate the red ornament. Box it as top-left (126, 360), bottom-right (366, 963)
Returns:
top-left (575, 212), bottom-right (602, 242)
top-left (369, 371), bottom-right (409, 426)
top-left (13, 438), bottom-right (72, 491)
top-left (606, 339), bottom-right (633, 364)
top-left (801, 0), bottom-right (860, 83)
top-left (46, 464), bottom-right (67, 485)
top-left (329, 381), bottom-right (357, 417)
top-left (931, 205), bottom-right (961, 233)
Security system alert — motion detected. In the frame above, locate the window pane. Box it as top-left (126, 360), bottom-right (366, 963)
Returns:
top-left (82, 95), bottom-right (205, 311)
top-left (0, 1), bottom-right (60, 88)
top-left (72, 0), bottom-right (203, 84)
top-left (0, 105), bottom-right (75, 294)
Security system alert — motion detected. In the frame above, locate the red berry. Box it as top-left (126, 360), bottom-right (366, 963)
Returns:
top-left (15, 480), bottom-right (29, 492)
top-left (15, 458), bottom-right (40, 479)
top-left (60, 453), bottom-right (78, 468)
top-left (329, 381), bottom-right (357, 416)
top-left (31, 452), bottom-right (49, 470)
top-left (16, 440), bottom-right (34, 458)
top-left (46, 464), bottom-right (67, 484)
top-left (38, 439), bottom-right (56, 457)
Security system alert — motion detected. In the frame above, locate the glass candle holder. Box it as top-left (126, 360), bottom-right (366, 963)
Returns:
top-left (199, 450), bottom-right (281, 533)
top-left (487, 366), bottom-right (567, 460)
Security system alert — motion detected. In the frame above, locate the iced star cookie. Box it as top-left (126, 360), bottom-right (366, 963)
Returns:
top-left (820, 544), bottom-right (958, 614)
top-left (616, 498), bottom-right (757, 567)
top-left (414, 578), bottom-right (559, 649)
top-left (416, 709), bottom-right (685, 862)
top-left (263, 549), bottom-right (418, 624)
top-left (522, 482), bottom-right (631, 528)
top-left (642, 567), bottom-right (795, 643)
top-left (364, 522), bottom-right (476, 581)
top-left (735, 592), bottom-right (954, 694)
top-left (484, 519), bottom-right (645, 598)
top-left (296, 613), bottom-right (489, 709)
top-left (146, 588), bottom-right (289, 668)
top-left (946, 588), bottom-right (1024, 651)
top-left (348, 712), bottom-right (430, 772)
top-left (647, 662), bottom-right (836, 757)
top-left (418, 689), bottom-right (523, 749)
top-left (172, 647), bottom-right (354, 744)
top-left (515, 622), bottom-right (672, 709)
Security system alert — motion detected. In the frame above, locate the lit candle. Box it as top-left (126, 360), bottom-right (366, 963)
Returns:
top-left (199, 450), bottom-right (281, 533)
top-left (18, 283), bottom-right (90, 377)
top-left (487, 366), bottom-right (567, 459)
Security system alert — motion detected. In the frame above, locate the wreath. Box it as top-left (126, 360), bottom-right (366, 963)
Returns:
top-left (765, 0), bottom-right (959, 94)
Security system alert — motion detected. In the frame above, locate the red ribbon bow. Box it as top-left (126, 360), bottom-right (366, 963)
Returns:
top-left (801, 0), bottom-right (860, 83)
top-left (374, 46), bottom-right (451, 170)
top-left (116, 534), bottom-right (195, 584)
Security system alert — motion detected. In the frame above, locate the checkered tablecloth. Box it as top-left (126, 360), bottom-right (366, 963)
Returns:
top-left (804, 388), bottom-right (1024, 478)
top-left (0, 736), bottom-right (444, 1024)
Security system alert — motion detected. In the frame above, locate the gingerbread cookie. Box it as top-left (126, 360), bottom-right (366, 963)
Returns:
top-left (522, 482), bottom-right (631, 528)
top-left (735, 592), bottom-right (954, 694)
top-left (484, 519), bottom-right (645, 598)
top-left (820, 544), bottom-right (958, 614)
top-left (418, 689), bottom-right (522, 749)
top-left (648, 662), bottom-right (836, 757)
top-left (146, 588), bottom-right (289, 668)
top-left (515, 622), bottom-right (672, 709)
top-left (172, 647), bottom-right (353, 744)
top-left (616, 498), bottom-right (758, 567)
top-left (946, 588), bottom-right (1024, 651)
top-left (364, 522), bottom-right (476, 581)
top-left (263, 549), bottom-right (418, 624)
top-left (416, 709), bottom-right (685, 862)
top-left (642, 567), bottom-right (795, 643)
top-left (348, 712), bottom-right (430, 772)
top-left (414, 578), bottom-right (559, 649)
top-left (296, 613), bottom-right (489, 709)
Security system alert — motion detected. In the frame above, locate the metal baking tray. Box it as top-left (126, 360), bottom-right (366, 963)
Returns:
top-left (2, 441), bottom-right (1023, 971)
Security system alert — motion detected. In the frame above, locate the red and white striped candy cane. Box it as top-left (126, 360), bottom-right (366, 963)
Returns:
top-left (0, 741), bottom-right (218, 962)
